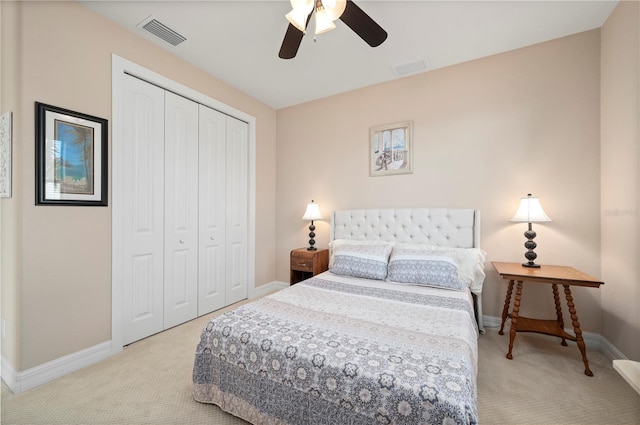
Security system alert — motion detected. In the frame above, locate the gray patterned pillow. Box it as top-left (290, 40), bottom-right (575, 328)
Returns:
top-left (387, 245), bottom-right (468, 290)
top-left (329, 240), bottom-right (394, 280)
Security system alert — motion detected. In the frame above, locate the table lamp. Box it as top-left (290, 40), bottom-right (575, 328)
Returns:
top-left (510, 193), bottom-right (552, 268)
top-left (302, 200), bottom-right (323, 250)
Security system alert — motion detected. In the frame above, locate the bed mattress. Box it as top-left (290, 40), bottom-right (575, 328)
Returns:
top-left (193, 271), bottom-right (479, 425)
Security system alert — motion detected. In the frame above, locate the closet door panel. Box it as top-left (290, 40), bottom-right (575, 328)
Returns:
top-left (225, 116), bottom-right (249, 304)
top-left (164, 92), bottom-right (199, 329)
top-left (198, 105), bottom-right (227, 314)
top-left (122, 75), bottom-right (165, 345)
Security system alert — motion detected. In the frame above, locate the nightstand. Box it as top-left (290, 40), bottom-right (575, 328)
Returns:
top-left (290, 248), bottom-right (329, 285)
top-left (492, 261), bottom-right (604, 376)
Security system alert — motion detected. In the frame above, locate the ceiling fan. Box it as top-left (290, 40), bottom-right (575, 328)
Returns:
top-left (279, 0), bottom-right (388, 59)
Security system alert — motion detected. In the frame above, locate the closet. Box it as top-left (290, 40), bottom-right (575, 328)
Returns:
top-left (120, 74), bottom-right (248, 345)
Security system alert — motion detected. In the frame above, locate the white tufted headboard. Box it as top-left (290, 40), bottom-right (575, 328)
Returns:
top-left (330, 208), bottom-right (480, 249)
top-left (330, 208), bottom-right (485, 333)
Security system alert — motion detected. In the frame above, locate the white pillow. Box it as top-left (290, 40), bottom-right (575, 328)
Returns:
top-left (329, 239), bottom-right (395, 280)
top-left (387, 243), bottom-right (486, 292)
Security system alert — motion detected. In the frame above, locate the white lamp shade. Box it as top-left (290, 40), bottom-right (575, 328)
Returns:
top-left (286, 8), bottom-right (311, 32)
top-left (321, 0), bottom-right (347, 20)
top-left (314, 8), bottom-right (336, 34)
top-left (510, 195), bottom-right (552, 223)
top-left (286, 0), bottom-right (314, 32)
top-left (302, 201), bottom-right (323, 221)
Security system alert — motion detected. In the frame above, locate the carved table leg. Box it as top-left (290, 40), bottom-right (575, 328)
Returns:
top-left (499, 280), bottom-right (514, 335)
top-left (563, 285), bottom-right (593, 376)
top-left (552, 283), bottom-right (567, 346)
top-left (506, 280), bottom-right (523, 360)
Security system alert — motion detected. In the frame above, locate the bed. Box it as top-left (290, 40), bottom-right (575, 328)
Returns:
top-left (193, 208), bottom-right (486, 425)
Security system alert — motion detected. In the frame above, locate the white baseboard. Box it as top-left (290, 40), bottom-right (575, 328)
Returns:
top-left (482, 315), bottom-right (503, 329)
top-left (1, 341), bottom-right (112, 394)
top-left (600, 335), bottom-right (630, 361)
top-left (250, 280), bottom-right (288, 299)
top-left (482, 314), bottom-right (626, 359)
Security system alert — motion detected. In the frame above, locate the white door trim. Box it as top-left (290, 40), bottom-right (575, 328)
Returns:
top-left (111, 54), bottom-right (256, 354)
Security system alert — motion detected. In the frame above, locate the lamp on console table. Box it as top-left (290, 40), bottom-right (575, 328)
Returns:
top-left (302, 200), bottom-right (323, 251)
top-left (510, 193), bottom-right (552, 268)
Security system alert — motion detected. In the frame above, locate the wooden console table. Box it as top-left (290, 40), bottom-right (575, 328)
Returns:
top-left (492, 262), bottom-right (604, 376)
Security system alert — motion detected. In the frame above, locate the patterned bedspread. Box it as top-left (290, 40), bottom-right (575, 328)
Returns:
top-left (193, 272), bottom-right (479, 425)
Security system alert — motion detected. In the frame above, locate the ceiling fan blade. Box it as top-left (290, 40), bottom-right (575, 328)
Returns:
top-left (278, 12), bottom-right (313, 59)
top-left (339, 0), bottom-right (387, 47)
top-left (279, 24), bottom-right (304, 59)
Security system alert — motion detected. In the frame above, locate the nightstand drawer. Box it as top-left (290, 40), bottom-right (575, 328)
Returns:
top-left (291, 253), bottom-right (314, 272)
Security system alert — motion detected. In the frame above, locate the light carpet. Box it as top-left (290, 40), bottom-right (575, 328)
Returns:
top-left (1, 302), bottom-right (638, 425)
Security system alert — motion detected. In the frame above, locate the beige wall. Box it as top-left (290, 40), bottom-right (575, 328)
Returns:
top-left (277, 30), bottom-right (603, 333)
top-left (601, 0), bottom-right (640, 361)
top-left (1, 0), bottom-right (23, 373)
top-left (1, 1), bottom-right (277, 371)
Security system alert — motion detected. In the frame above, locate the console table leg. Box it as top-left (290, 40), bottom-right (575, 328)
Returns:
top-left (507, 280), bottom-right (523, 360)
top-left (499, 280), bottom-right (514, 335)
top-left (563, 285), bottom-right (593, 377)
top-left (552, 283), bottom-right (567, 346)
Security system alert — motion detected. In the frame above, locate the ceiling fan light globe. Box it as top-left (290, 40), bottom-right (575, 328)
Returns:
top-left (315, 8), bottom-right (336, 34)
top-left (321, 0), bottom-right (346, 20)
top-left (289, 0), bottom-right (314, 12)
top-left (286, 8), bottom-right (310, 33)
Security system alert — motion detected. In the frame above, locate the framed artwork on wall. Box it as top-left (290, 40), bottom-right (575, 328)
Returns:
top-left (369, 120), bottom-right (413, 176)
top-left (35, 102), bottom-right (108, 206)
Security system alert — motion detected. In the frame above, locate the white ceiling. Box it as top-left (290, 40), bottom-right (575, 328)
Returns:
top-left (80, 0), bottom-right (618, 109)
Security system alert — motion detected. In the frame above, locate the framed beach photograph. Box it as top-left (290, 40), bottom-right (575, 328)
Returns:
top-left (369, 120), bottom-right (413, 176)
top-left (35, 102), bottom-right (108, 206)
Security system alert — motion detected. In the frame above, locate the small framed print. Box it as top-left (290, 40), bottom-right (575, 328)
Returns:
top-left (370, 120), bottom-right (413, 177)
top-left (35, 102), bottom-right (108, 206)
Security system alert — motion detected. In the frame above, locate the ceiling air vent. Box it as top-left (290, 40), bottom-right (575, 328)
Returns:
top-left (392, 58), bottom-right (430, 77)
top-left (137, 16), bottom-right (186, 47)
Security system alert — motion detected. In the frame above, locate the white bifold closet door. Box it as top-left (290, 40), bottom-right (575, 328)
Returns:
top-left (164, 92), bottom-right (199, 329)
top-left (197, 105), bottom-right (227, 315)
top-left (223, 115), bottom-right (249, 306)
top-left (121, 74), bottom-right (248, 345)
top-left (122, 75), bottom-right (165, 345)
top-left (198, 106), bottom-right (249, 313)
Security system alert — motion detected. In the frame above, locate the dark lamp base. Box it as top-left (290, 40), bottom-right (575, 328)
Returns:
top-left (307, 221), bottom-right (318, 251)
top-left (521, 223), bottom-right (542, 269)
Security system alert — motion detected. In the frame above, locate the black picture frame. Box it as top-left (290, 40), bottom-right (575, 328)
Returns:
top-left (35, 102), bottom-right (108, 206)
